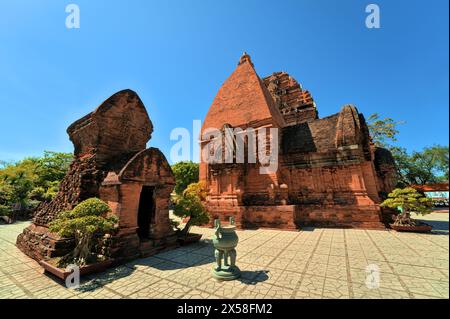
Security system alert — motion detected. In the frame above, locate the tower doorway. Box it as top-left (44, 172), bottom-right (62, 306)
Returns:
top-left (137, 186), bottom-right (156, 239)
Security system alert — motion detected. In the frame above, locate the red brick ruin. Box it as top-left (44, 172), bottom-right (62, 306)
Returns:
top-left (16, 54), bottom-right (397, 263)
top-left (200, 53), bottom-right (396, 229)
top-left (17, 90), bottom-right (176, 262)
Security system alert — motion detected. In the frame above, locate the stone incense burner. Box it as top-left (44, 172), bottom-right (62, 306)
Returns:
top-left (211, 217), bottom-right (241, 280)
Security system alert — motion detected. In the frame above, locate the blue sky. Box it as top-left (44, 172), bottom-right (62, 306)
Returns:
top-left (0, 0), bottom-right (448, 163)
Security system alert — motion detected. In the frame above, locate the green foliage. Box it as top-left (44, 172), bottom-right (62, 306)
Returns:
top-left (44, 181), bottom-right (60, 200)
top-left (0, 167), bottom-right (34, 206)
top-left (367, 113), bottom-right (448, 187)
top-left (367, 113), bottom-right (404, 148)
top-left (0, 151), bottom-right (72, 219)
top-left (29, 185), bottom-right (58, 202)
top-left (0, 182), bottom-right (15, 219)
top-left (35, 151), bottom-right (73, 188)
top-left (70, 197), bottom-right (112, 217)
top-left (381, 187), bottom-right (434, 216)
top-left (50, 213), bottom-right (117, 239)
top-left (173, 181), bottom-right (209, 237)
top-left (419, 145), bottom-right (449, 181)
top-left (49, 198), bottom-right (118, 265)
top-left (391, 145), bottom-right (449, 186)
top-left (171, 161), bottom-right (199, 195)
top-left (0, 180), bottom-right (13, 203)
top-left (29, 186), bottom-right (45, 200)
top-left (0, 204), bottom-right (12, 217)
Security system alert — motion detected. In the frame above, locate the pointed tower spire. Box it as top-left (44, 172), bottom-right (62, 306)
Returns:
top-left (202, 54), bottom-right (285, 130)
top-left (238, 52), bottom-right (253, 67)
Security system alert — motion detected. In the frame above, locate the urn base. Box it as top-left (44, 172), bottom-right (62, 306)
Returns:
top-left (211, 265), bottom-right (241, 281)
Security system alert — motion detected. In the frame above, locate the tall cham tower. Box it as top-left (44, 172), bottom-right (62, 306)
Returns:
top-left (200, 53), bottom-right (397, 229)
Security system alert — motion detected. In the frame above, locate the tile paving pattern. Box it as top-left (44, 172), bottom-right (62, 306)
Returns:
top-left (0, 212), bottom-right (448, 299)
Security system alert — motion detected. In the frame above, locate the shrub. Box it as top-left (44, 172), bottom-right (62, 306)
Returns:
top-left (49, 198), bottom-right (118, 266)
top-left (381, 187), bottom-right (434, 226)
top-left (172, 181), bottom-right (209, 239)
top-left (171, 161), bottom-right (199, 195)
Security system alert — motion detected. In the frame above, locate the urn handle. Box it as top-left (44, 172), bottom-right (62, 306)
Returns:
top-left (214, 219), bottom-right (222, 238)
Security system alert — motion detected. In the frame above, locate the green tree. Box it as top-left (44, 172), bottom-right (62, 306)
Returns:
top-left (0, 168), bottom-right (34, 210)
top-left (391, 145), bottom-right (449, 186)
top-left (381, 187), bottom-right (434, 226)
top-left (48, 198), bottom-right (118, 266)
top-left (173, 181), bottom-right (209, 239)
top-left (171, 161), bottom-right (199, 195)
top-left (35, 151), bottom-right (73, 189)
top-left (418, 145), bottom-right (449, 181)
top-left (367, 113), bottom-right (404, 147)
top-left (0, 180), bottom-right (14, 218)
top-left (0, 151), bottom-right (72, 219)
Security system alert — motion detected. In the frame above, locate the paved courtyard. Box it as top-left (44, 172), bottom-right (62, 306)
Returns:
top-left (0, 213), bottom-right (448, 299)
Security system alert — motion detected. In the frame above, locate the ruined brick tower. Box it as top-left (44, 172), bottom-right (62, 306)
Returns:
top-left (200, 53), bottom-right (396, 229)
top-left (17, 90), bottom-right (177, 261)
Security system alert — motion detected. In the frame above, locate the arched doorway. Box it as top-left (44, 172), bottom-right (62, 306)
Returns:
top-left (137, 186), bottom-right (156, 239)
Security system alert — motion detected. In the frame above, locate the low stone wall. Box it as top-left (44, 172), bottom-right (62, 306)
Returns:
top-left (242, 205), bottom-right (297, 230)
top-left (295, 205), bottom-right (385, 229)
top-left (205, 204), bottom-right (385, 230)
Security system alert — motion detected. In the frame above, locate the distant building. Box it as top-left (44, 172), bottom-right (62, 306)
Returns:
top-left (412, 183), bottom-right (449, 207)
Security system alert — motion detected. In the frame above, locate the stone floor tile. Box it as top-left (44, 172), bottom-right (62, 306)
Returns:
top-left (77, 288), bottom-right (124, 299)
top-left (352, 283), bottom-right (383, 299)
top-left (264, 285), bottom-right (293, 299)
top-left (105, 273), bottom-right (161, 296)
top-left (322, 278), bottom-right (350, 299)
top-left (305, 262), bottom-right (327, 277)
top-left (268, 257), bottom-right (293, 270)
top-left (1, 214), bottom-right (448, 299)
top-left (196, 278), bottom-right (248, 298)
top-left (284, 260), bottom-right (308, 273)
top-left (267, 270), bottom-right (302, 290)
top-left (181, 289), bottom-right (220, 299)
top-left (237, 283), bottom-right (272, 299)
top-left (297, 275), bottom-right (325, 295)
top-left (399, 276), bottom-right (446, 298)
top-left (0, 284), bottom-right (29, 298)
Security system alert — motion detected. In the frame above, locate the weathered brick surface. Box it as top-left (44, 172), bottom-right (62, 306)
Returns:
top-left (67, 89), bottom-right (152, 165)
top-left (17, 89), bottom-right (176, 262)
top-left (263, 71), bottom-right (318, 126)
top-left (16, 224), bottom-right (74, 261)
top-left (33, 154), bottom-right (108, 226)
top-left (202, 53), bottom-right (284, 130)
top-left (200, 54), bottom-right (397, 229)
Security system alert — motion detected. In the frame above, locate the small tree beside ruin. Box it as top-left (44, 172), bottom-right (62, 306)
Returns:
top-left (49, 198), bottom-right (118, 266)
top-left (172, 181), bottom-right (209, 239)
top-left (381, 187), bottom-right (434, 226)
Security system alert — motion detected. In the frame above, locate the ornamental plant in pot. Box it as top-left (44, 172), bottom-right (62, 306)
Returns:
top-left (172, 181), bottom-right (209, 245)
top-left (381, 187), bottom-right (434, 232)
top-left (43, 198), bottom-right (118, 279)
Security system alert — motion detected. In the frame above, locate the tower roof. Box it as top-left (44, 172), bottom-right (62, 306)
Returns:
top-left (202, 53), bottom-right (285, 131)
top-left (67, 89), bottom-right (153, 163)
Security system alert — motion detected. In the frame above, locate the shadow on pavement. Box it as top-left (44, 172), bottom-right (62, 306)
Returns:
top-left (75, 265), bottom-right (136, 292)
top-left (422, 219), bottom-right (449, 235)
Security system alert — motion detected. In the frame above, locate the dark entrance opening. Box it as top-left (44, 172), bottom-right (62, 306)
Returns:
top-left (137, 186), bottom-right (156, 239)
